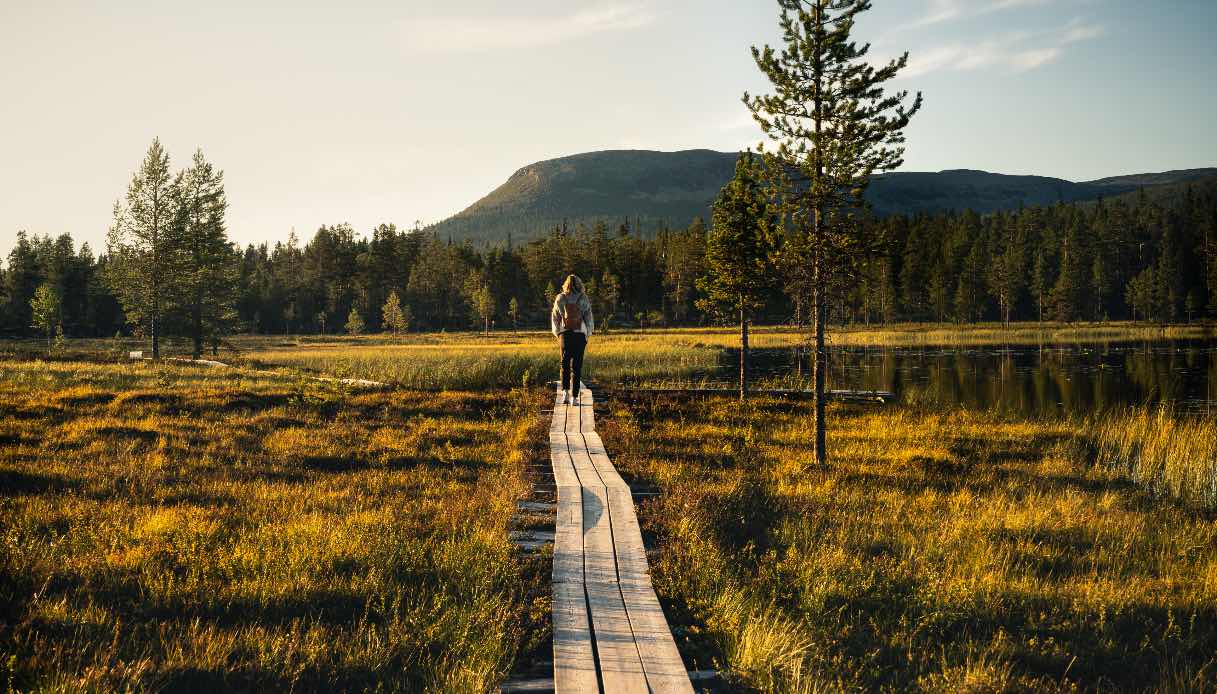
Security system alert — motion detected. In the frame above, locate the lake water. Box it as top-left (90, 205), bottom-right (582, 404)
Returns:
top-left (716, 339), bottom-right (1217, 416)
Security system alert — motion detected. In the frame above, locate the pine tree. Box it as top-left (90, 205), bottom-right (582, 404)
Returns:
top-left (745, 0), bottom-right (921, 463)
top-left (30, 282), bottom-right (60, 349)
top-left (345, 307), bottom-right (365, 335)
top-left (507, 297), bottom-right (520, 332)
top-left (1156, 216), bottom-right (1183, 322)
top-left (169, 149), bottom-right (236, 358)
top-left (988, 217), bottom-right (1026, 325)
top-left (695, 153), bottom-right (778, 400)
top-left (382, 291), bottom-right (407, 334)
top-left (1051, 219), bottom-right (1090, 323)
top-left (1126, 267), bottom-right (1156, 323)
top-left (1090, 252), bottom-right (1109, 321)
top-left (105, 139), bottom-right (177, 359)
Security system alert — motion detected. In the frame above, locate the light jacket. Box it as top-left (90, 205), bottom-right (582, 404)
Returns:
top-left (551, 291), bottom-right (594, 337)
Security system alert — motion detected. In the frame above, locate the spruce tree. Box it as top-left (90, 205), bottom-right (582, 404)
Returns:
top-left (105, 139), bottom-right (177, 359)
top-left (745, 0), bottom-right (921, 462)
top-left (695, 153), bottom-right (778, 400)
top-left (382, 291), bottom-right (407, 334)
top-left (345, 307), bottom-right (365, 335)
top-left (507, 297), bottom-right (520, 332)
top-left (30, 282), bottom-right (60, 349)
top-left (169, 149), bottom-right (236, 358)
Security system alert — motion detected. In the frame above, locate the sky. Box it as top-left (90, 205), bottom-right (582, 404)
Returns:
top-left (2, 0), bottom-right (1216, 258)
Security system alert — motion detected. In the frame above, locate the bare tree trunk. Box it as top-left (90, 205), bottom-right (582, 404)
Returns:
top-left (192, 288), bottom-right (203, 360)
top-left (739, 304), bottom-right (749, 401)
top-left (811, 0), bottom-right (827, 467)
top-left (151, 309), bottom-right (159, 360)
top-left (812, 255), bottom-right (827, 466)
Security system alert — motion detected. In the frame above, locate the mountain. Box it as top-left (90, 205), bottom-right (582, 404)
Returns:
top-left (425, 149), bottom-right (1217, 245)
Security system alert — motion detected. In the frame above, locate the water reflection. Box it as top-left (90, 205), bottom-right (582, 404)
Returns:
top-left (719, 339), bottom-right (1217, 416)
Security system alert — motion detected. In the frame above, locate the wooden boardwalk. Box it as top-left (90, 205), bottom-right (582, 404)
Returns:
top-left (549, 385), bottom-right (693, 694)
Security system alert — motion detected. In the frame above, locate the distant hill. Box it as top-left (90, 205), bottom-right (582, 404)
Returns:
top-left (425, 149), bottom-right (1217, 244)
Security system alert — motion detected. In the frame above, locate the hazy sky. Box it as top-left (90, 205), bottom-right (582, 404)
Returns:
top-left (2, 0), bottom-right (1215, 258)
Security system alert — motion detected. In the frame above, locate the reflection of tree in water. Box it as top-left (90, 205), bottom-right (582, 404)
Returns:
top-left (735, 338), bottom-right (1212, 413)
top-left (735, 339), bottom-right (1215, 415)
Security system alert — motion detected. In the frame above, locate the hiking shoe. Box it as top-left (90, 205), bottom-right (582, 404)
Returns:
top-left (560, 391), bottom-right (570, 405)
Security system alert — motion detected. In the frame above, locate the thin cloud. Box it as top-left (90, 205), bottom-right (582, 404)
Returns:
top-left (916, 0), bottom-right (1054, 27)
top-left (403, 5), bottom-right (658, 54)
top-left (901, 19), bottom-right (1103, 76)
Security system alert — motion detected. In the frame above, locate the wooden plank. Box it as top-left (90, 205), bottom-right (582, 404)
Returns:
top-left (583, 425), bottom-right (693, 694)
top-left (578, 385), bottom-right (595, 433)
top-left (565, 389), bottom-right (580, 433)
top-left (549, 386), bottom-right (690, 693)
top-left (553, 581), bottom-right (598, 693)
top-left (611, 488), bottom-right (692, 693)
top-left (571, 432), bottom-right (647, 691)
top-left (583, 432), bottom-right (628, 490)
top-left (551, 386), bottom-right (567, 434)
top-left (550, 433), bottom-right (582, 489)
top-left (549, 431), bottom-right (597, 693)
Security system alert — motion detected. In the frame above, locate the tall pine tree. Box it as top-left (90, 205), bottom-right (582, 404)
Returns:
top-left (745, 0), bottom-right (921, 463)
top-left (169, 149), bottom-right (236, 358)
top-left (106, 139), bottom-right (177, 358)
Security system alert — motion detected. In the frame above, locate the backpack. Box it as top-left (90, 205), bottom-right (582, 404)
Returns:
top-left (561, 297), bottom-right (583, 331)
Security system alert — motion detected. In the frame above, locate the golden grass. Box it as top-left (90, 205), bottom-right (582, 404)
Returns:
top-left (235, 333), bottom-right (720, 390)
top-left (658, 321), bottom-right (1215, 349)
top-left (0, 358), bottom-right (549, 692)
top-left (8, 321), bottom-right (1210, 382)
top-left (601, 396), bottom-right (1217, 691)
top-left (1090, 405), bottom-right (1217, 510)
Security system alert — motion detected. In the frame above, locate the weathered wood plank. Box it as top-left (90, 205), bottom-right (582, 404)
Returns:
top-left (565, 390), bottom-right (580, 433)
top-left (578, 385), bottom-right (595, 433)
top-left (551, 387), bottom-right (567, 434)
top-left (550, 431), bottom-right (597, 693)
top-left (571, 431), bottom-right (647, 690)
top-left (548, 385), bottom-right (689, 693)
top-left (584, 431), bottom-right (692, 693)
top-left (553, 581), bottom-right (598, 693)
top-left (583, 432), bottom-right (629, 490)
top-left (550, 433), bottom-right (582, 489)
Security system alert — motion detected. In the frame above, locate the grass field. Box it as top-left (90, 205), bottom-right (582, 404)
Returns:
top-left (0, 358), bottom-right (549, 692)
top-left (601, 395), bottom-right (1217, 691)
top-left (3, 328), bottom-right (1216, 691)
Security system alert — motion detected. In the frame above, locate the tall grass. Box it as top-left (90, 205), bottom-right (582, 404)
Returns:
top-left (0, 358), bottom-right (549, 692)
top-left (240, 334), bottom-right (719, 390)
top-left (601, 396), bottom-right (1217, 691)
top-left (1090, 405), bottom-right (1217, 510)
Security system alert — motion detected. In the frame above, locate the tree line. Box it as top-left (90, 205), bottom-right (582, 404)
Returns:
top-left (3, 161), bottom-right (1216, 347)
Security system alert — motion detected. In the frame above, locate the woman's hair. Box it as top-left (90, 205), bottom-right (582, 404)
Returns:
top-left (562, 274), bottom-right (584, 294)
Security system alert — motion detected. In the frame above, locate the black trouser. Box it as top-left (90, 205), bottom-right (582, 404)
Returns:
top-left (560, 331), bottom-right (587, 396)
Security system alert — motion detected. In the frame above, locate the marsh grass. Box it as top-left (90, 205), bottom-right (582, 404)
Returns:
top-left (0, 358), bottom-right (550, 692)
top-left (1090, 405), bottom-right (1217, 510)
top-left (601, 396), bottom-right (1217, 691)
top-left (235, 333), bottom-right (720, 390)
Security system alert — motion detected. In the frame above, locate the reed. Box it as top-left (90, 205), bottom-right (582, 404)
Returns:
top-left (1090, 405), bottom-right (1217, 510)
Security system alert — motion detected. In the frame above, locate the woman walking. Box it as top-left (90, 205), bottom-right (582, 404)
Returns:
top-left (551, 274), bottom-right (594, 405)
